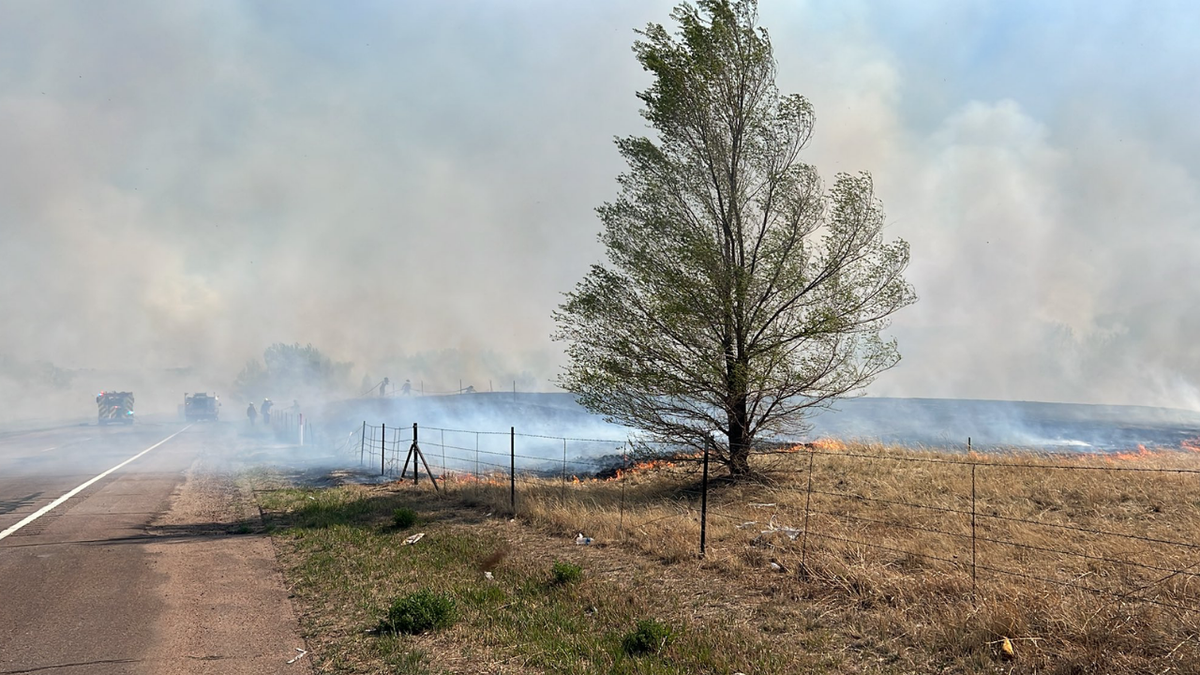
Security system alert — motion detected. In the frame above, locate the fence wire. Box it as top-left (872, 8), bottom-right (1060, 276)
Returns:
top-left (341, 420), bottom-right (1200, 614)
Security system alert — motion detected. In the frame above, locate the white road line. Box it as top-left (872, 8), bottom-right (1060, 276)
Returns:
top-left (0, 426), bottom-right (192, 542)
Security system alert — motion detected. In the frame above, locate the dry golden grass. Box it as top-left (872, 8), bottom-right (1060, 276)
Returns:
top-left (439, 442), bottom-right (1200, 673)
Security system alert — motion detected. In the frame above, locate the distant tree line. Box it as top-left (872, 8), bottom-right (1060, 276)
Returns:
top-left (371, 349), bottom-right (543, 395)
top-left (233, 343), bottom-right (353, 402)
top-left (0, 354), bottom-right (75, 389)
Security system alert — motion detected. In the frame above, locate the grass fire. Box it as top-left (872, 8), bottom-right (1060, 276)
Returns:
top-left (255, 437), bottom-right (1200, 673)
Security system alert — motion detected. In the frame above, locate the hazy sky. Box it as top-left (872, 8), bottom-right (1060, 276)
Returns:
top-left (2, 0), bottom-right (1198, 408)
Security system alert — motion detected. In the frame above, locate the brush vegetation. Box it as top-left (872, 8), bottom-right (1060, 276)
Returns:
top-left (256, 442), bottom-right (1200, 673)
top-left (621, 619), bottom-right (675, 656)
top-left (383, 591), bottom-right (457, 635)
top-left (391, 507), bottom-right (419, 530)
top-left (551, 560), bottom-right (584, 586)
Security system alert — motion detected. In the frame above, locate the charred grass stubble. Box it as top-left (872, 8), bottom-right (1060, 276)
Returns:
top-left (258, 443), bottom-right (1200, 673)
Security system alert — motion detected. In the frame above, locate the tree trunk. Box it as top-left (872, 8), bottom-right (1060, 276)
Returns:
top-left (727, 388), bottom-right (751, 476)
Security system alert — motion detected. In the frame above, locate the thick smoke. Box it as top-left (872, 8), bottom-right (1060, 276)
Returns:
top-left (769, 1), bottom-right (1200, 409)
top-left (0, 1), bottom-right (668, 421)
top-left (2, 1), bottom-right (1199, 427)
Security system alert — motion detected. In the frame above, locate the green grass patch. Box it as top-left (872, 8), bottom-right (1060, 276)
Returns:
top-left (256, 482), bottom-right (816, 674)
top-left (392, 507), bottom-right (419, 529)
top-left (383, 590), bottom-right (457, 634)
top-left (256, 487), bottom-right (379, 529)
top-left (551, 560), bottom-right (583, 585)
top-left (622, 618), bottom-right (674, 656)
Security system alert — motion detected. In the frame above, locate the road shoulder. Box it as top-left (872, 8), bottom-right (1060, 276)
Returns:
top-left (142, 461), bottom-right (312, 674)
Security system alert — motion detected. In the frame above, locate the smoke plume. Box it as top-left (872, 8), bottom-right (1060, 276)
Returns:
top-left (2, 1), bottom-right (1198, 424)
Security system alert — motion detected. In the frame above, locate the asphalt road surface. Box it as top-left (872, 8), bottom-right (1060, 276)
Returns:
top-left (0, 419), bottom-right (308, 674)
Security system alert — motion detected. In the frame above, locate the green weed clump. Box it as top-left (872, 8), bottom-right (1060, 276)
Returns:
top-left (622, 618), bottom-right (674, 656)
top-left (382, 590), bottom-right (457, 635)
top-left (550, 560), bottom-right (583, 585)
top-left (391, 507), bottom-right (418, 529)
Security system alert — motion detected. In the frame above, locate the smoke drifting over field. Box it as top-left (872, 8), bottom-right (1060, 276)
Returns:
top-left (2, 1), bottom-right (1199, 423)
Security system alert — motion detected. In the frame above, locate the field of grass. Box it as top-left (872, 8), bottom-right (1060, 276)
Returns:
top-left (255, 442), bottom-right (1200, 674)
top-left (255, 484), bottom-right (815, 673)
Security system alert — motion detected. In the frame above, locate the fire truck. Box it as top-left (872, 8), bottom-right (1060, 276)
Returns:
top-left (183, 392), bottom-right (220, 422)
top-left (97, 391), bottom-right (135, 425)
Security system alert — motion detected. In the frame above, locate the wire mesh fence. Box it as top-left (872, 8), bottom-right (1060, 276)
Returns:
top-left (734, 444), bottom-right (1200, 616)
top-left (341, 421), bottom-right (1200, 615)
top-left (355, 422), bottom-right (630, 499)
top-left (267, 410), bottom-right (312, 445)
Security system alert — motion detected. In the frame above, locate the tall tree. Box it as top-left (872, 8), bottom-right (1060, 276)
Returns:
top-left (553, 0), bottom-right (916, 475)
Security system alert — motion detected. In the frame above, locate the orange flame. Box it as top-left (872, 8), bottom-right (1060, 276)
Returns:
top-left (810, 438), bottom-right (847, 452)
top-left (1106, 444), bottom-right (1156, 463)
top-left (593, 451), bottom-right (704, 482)
top-left (1181, 438), bottom-right (1200, 453)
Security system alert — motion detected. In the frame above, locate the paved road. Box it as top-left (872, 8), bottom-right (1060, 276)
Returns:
top-left (0, 420), bottom-right (308, 674)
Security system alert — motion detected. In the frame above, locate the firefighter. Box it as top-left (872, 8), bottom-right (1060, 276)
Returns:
top-left (261, 398), bottom-right (273, 424)
top-left (246, 402), bottom-right (257, 426)
top-left (379, 377), bottom-right (389, 397)
top-left (401, 379), bottom-right (412, 396)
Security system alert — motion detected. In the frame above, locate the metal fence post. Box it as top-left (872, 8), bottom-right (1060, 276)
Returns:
top-left (700, 444), bottom-right (710, 557)
top-left (801, 447), bottom-right (815, 572)
top-left (413, 423), bottom-right (420, 486)
top-left (561, 438), bottom-right (567, 504)
top-left (620, 443), bottom-right (627, 541)
top-left (360, 421), bottom-right (366, 466)
top-left (510, 427), bottom-right (516, 516)
top-left (971, 463), bottom-right (978, 600)
top-left (380, 422), bottom-right (386, 476)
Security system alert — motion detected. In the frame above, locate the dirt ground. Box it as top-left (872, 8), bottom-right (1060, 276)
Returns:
top-left (142, 457), bottom-right (314, 674)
